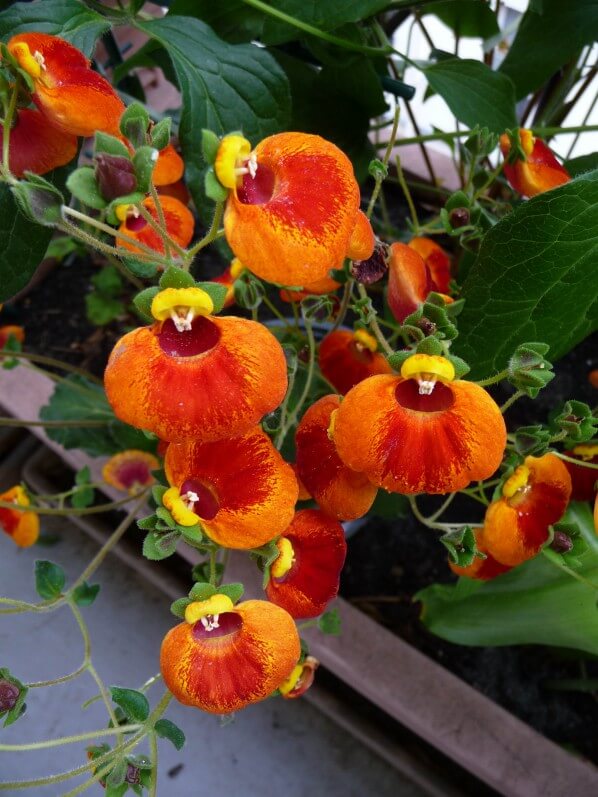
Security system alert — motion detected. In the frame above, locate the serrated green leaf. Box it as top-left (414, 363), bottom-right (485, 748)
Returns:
top-left (217, 583), bottom-right (244, 604)
top-left (86, 293), bottom-right (125, 326)
top-left (72, 581), bottom-right (100, 607)
top-left (318, 608), bottom-right (341, 635)
top-left (110, 687), bottom-right (150, 723)
top-left (34, 560), bottom-right (66, 600)
top-left (121, 257), bottom-right (159, 280)
top-left (142, 531), bottom-right (180, 560)
top-left (188, 582), bottom-right (216, 601)
top-left (424, 58), bottom-right (516, 134)
top-left (455, 171), bottom-right (598, 380)
top-left (499, 0), bottom-right (598, 99)
top-left (155, 718), bottom-right (186, 750)
top-left (170, 597), bottom-right (191, 618)
top-left (137, 16), bottom-right (290, 213)
top-left (0, 0), bottom-right (109, 55)
top-left (159, 266), bottom-right (195, 290)
top-left (66, 167), bottom-right (107, 210)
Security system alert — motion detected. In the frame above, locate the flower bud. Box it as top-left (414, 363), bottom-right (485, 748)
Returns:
top-left (0, 679), bottom-right (19, 712)
top-left (95, 154), bottom-right (137, 200)
top-left (350, 241), bottom-right (389, 285)
top-left (550, 530), bottom-right (573, 554)
top-left (449, 207), bottom-right (470, 228)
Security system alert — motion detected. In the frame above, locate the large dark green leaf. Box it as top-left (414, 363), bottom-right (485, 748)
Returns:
top-left (499, 0), bottom-right (598, 100)
top-left (417, 503), bottom-right (598, 655)
top-left (423, 0), bottom-right (499, 39)
top-left (455, 170), bottom-right (598, 380)
top-left (424, 58), bottom-right (516, 133)
top-left (137, 16), bottom-right (290, 211)
top-left (0, 185), bottom-right (54, 302)
top-left (169, 0), bottom-right (389, 44)
top-left (0, 0), bottom-right (110, 56)
top-left (273, 50), bottom-right (383, 181)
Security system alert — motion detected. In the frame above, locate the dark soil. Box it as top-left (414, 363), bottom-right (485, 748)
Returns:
top-left (5, 224), bottom-right (598, 766)
top-left (342, 331), bottom-right (598, 765)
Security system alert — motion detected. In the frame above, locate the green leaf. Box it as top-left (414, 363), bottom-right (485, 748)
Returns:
top-left (424, 59), bottom-right (516, 134)
top-left (565, 153), bottom-right (598, 179)
top-left (499, 0), bottom-right (598, 99)
top-left (201, 129), bottom-right (220, 165)
top-left (0, 0), bottom-right (109, 55)
top-left (11, 175), bottom-right (64, 227)
top-left (120, 103), bottom-right (150, 148)
top-left (317, 608), bottom-right (341, 635)
top-left (133, 146), bottom-right (159, 194)
top-left (72, 581), bottom-right (100, 607)
top-left (159, 266), bottom-right (195, 290)
top-left (150, 118), bottom-right (172, 151)
top-left (110, 687), bottom-right (150, 723)
top-left (137, 514), bottom-right (158, 531)
top-left (169, 0), bottom-right (389, 44)
top-left (417, 503), bottom-right (598, 655)
top-left (71, 485), bottom-right (95, 509)
top-left (66, 167), bottom-right (106, 210)
top-left (34, 560), bottom-right (66, 600)
top-left (439, 526), bottom-right (480, 568)
top-left (423, 0), bottom-right (499, 39)
top-left (454, 171), bottom-right (598, 380)
top-left (86, 294), bottom-right (125, 326)
top-left (154, 719), bottom-right (186, 751)
top-left (142, 531), bottom-right (180, 560)
top-left (137, 16), bottom-right (290, 212)
top-left (121, 257), bottom-right (159, 280)
top-left (92, 265), bottom-right (123, 296)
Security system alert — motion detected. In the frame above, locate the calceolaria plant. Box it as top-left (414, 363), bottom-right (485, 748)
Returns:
top-left (0, 0), bottom-right (597, 791)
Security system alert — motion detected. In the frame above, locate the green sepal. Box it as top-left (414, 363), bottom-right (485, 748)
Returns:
top-left (151, 485), bottom-right (168, 505)
top-left (105, 758), bottom-right (127, 788)
top-left (142, 531), bottom-right (180, 560)
top-left (159, 266), bottom-right (195, 289)
top-left (508, 341), bottom-right (554, 397)
top-left (11, 174), bottom-right (63, 226)
top-left (95, 132), bottom-right (131, 159)
top-left (105, 192), bottom-right (146, 225)
top-left (0, 668), bottom-right (28, 728)
top-left (137, 514), bottom-right (157, 531)
top-left (119, 103), bottom-right (150, 148)
top-left (201, 129), bottom-right (220, 165)
top-left (549, 400), bottom-right (598, 446)
top-left (439, 526), bottom-right (481, 567)
top-left (368, 158), bottom-right (387, 180)
top-left (133, 146), bottom-right (159, 194)
top-left (155, 506), bottom-right (176, 529)
top-left (34, 560), bottom-right (66, 600)
top-left (386, 350), bottom-right (412, 371)
top-left (512, 424), bottom-right (552, 457)
top-left (195, 281), bottom-right (228, 313)
top-left (110, 686), bottom-right (149, 722)
top-left (445, 189), bottom-right (471, 212)
top-left (217, 582), bottom-right (244, 604)
top-left (234, 272), bottom-right (264, 310)
top-left (180, 524), bottom-right (204, 545)
top-left (415, 336), bottom-right (444, 356)
top-left (150, 118), bottom-right (171, 151)
top-left (170, 597), bottom-right (191, 618)
top-left (188, 582), bottom-right (216, 601)
top-left (502, 127), bottom-right (526, 164)
top-left (66, 167), bottom-right (107, 210)
top-left (204, 167), bottom-right (228, 202)
top-left (446, 354), bottom-right (470, 379)
top-left (133, 287), bottom-right (159, 322)
top-left (154, 719), bottom-right (186, 751)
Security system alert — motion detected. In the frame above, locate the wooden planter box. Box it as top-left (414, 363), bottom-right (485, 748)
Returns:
top-left (1, 364), bottom-right (597, 796)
